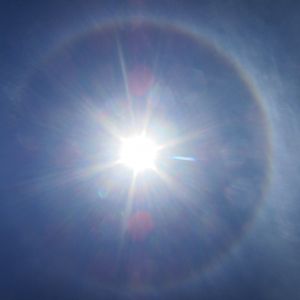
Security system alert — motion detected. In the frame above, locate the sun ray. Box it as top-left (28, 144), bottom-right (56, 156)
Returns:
top-left (116, 170), bottom-right (138, 266)
top-left (78, 98), bottom-right (122, 139)
top-left (154, 167), bottom-right (188, 199)
top-left (120, 171), bottom-right (137, 238)
top-left (158, 127), bottom-right (209, 151)
top-left (158, 114), bottom-right (245, 151)
top-left (21, 160), bottom-right (119, 192)
top-left (140, 93), bottom-right (156, 134)
top-left (116, 35), bottom-right (135, 128)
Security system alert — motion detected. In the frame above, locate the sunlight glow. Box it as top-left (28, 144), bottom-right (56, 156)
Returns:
top-left (119, 135), bottom-right (158, 172)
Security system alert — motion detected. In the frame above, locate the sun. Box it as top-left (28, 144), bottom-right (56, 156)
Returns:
top-left (119, 135), bottom-right (158, 172)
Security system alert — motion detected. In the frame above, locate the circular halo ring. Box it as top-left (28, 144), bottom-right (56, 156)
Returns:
top-left (16, 15), bottom-right (273, 293)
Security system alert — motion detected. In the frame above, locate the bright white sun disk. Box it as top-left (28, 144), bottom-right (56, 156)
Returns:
top-left (120, 135), bottom-right (158, 172)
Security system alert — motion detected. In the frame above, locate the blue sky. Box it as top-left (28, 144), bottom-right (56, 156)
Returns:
top-left (0, 1), bottom-right (300, 299)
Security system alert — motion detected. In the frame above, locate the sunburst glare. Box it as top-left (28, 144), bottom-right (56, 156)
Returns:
top-left (119, 135), bottom-right (158, 173)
